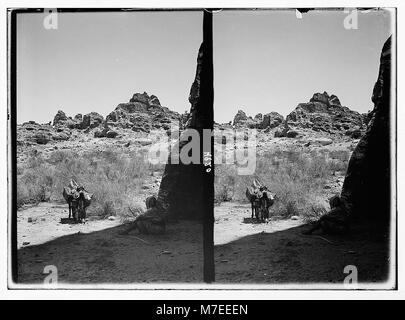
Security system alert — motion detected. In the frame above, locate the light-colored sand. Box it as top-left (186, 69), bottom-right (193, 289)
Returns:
top-left (16, 201), bottom-right (389, 285)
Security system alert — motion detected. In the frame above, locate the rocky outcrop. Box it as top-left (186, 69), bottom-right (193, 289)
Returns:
top-left (17, 122), bottom-right (71, 145)
top-left (106, 92), bottom-right (181, 133)
top-left (261, 112), bottom-right (284, 129)
top-left (53, 110), bottom-right (68, 126)
top-left (286, 92), bottom-right (367, 136)
top-left (274, 122), bottom-right (299, 138)
top-left (157, 40), bottom-right (212, 220)
top-left (93, 124), bottom-right (118, 139)
top-left (233, 110), bottom-right (249, 126)
top-left (82, 112), bottom-right (104, 129)
top-left (339, 36), bottom-right (392, 223)
top-left (53, 109), bottom-right (103, 130)
top-left (233, 110), bottom-right (284, 129)
top-left (18, 91), bottom-right (184, 146)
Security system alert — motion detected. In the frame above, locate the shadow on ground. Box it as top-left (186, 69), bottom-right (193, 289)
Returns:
top-left (17, 221), bottom-right (203, 284)
top-left (215, 222), bottom-right (391, 284)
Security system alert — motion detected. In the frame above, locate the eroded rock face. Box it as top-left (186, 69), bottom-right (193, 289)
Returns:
top-left (53, 110), bottom-right (68, 126)
top-left (82, 112), bottom-right (104, 129)
top-left (286, 92), bottom-right (367, 136)
top-left (274, 122), bottom-right (298, 138)
top-left (106, 92), bottom-right (181, 133)
top-left (157, 43), bottom-right (210, 220)
top-left (233, 110), bottom-right (248, 126)
top-left (340, 36), bottom-right (392, 223)
top-left (17, 122), bottom-right (71, 145)
top-left (233, 110), bottom-right (284, 129)
top-left (261, 112), bottom-right (284, 129)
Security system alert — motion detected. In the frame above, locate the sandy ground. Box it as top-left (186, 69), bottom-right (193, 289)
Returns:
top-left (17, 203), bottom-right (203, 284)
top-left (214, 202), bottom-right (391, 284)
top-left (16, 202), bottom-right (390, 286)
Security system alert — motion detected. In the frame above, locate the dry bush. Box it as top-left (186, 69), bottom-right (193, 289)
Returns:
top-left (17, 149), bottom-right (150, 219)
top-left (17, 154), bottom-right (54, 208)
top-left (215, 165), bottom-right (237, 204)
top-left (215, 148), bottom-right (345, 219)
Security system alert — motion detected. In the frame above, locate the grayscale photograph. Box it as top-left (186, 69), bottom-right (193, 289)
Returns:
top-left (9, 7), bottom-right (396, 289)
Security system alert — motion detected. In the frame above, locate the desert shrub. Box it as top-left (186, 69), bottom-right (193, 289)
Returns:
top-left (215, 165), bottom-right (237, 203)
top-left (327, 150), bottom-right (351, 173)
top-left (215, 147), bottom-right (343, 219)
top-left (17, 149), bottom-right (151, 219)
top-left (16, 154), bottom-right (55, 208)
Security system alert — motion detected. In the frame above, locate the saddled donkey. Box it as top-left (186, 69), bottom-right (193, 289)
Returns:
top-left (259, 189), bottom-right (275, 222)
top-left (246, 187), bottom-right (261, 219)
top-left (62, 186), bottom-right (74, 219)
top-left (62, 185), bottom-right (79, 220)
top-left (246, 179), bottom-right (276, 222)
top-left (62, 179), bottom-right (92, 223)
top-left (76, 187), bottom-right (93, 223)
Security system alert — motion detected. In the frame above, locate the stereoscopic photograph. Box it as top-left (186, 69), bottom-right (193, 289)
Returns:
top-left (9, 7), bottom-right (396, 288)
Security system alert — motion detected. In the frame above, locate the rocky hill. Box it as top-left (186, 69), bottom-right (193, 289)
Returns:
top-left (228, 91), bottom-right (369, 139)
top-left (17, 90), bottom-right (369, 148)
top-left (286, 91), bottom-right (369, 138)
top-left (17, 92), bottom-right (185, 146)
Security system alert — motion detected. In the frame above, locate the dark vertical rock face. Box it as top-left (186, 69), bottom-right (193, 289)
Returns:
top-left (340, 36), bottom-right (392, 223)
top-left (157, 44), bottom-right (209, 220)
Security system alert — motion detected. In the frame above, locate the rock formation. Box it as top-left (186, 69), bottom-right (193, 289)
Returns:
top-left (81, 112), bottom-right (104, 129)
top-left (339, 36), bottom-right (392, 224)
top-left (232, 110), bottom-right (284, 129)
top-left (261, 112), bottom-right (284, 129)
top-left (53, 110), bottom-right (68, 126)
top-left (156, 43), bottom-right (210, 220)
top-left (286, 92), bottom-right (367, 137)
top-left (106, 92), bottom-right (181, 133)
top-left (274, 121), bottom-right (299, 138)
top-left (17, 121), bottom-right (71, 146)
top-left (18, 90), bottom-right (186, 146)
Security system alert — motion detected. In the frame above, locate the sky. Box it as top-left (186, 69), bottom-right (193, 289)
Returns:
top-left (17, 9), bottom-right (393, 124)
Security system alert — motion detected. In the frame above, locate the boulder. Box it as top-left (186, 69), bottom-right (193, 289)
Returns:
top-left (274, 122), bottom-right (297, 138)
top-left (94, 126), bottom-right (109, 138)
top-left (286, 130), bottom-right (299, 138)
top-left (106, 130), bottom-right (118, 138)
top-left (261, 112), bottom-right (284, 129)
top-left (53, 110), bottom-right (68, 126)
top-left (315, 138), bottom-right (333, 146)
top-left (74, 114), bottom-right (83, 122)
top-left (33, 132), bottom-right (51, 144)
top-left (233, 110), bottom-right (249, 126)
top-left (52, 132), bottom-right (70, 141)
top-left (82, 112), bottom-right (104, 129)
top-left (135, 138), bottom-right (152, 146)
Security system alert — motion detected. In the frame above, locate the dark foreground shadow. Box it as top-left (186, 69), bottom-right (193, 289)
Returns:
top-left (215, 222), bottom-right (391, 284)
top-left (17, 221), bottom-right (203, 284)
